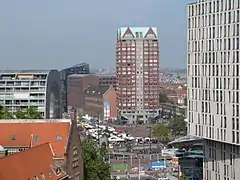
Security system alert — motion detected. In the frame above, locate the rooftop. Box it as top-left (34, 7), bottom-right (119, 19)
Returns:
top-left (85, 85), bottom-right (110, 96)
top-left (95, 73), bottom-right (116, 77)
top-left (117, 27), bottom-right (158, 39)
top-left (0, 69), bottom-right (54, 74)
top-left (0, 143), bottom-right (67, 180)
top-left (0, 121), bottom-right (71, 158)
top-left (168, 135), bottom-right (202, 145)
top-left (0, 119), bottom-right (71, 123)
top-left (70, 62), bottom-right (89, 68)
top-left (68, 74), bottom-right (95, 78)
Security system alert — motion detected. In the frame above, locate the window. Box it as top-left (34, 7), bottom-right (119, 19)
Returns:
top-left (40, 173), bottom-right (45, 180)
top-left (33, 136), bottom-right (39, 142)
top-left (56, 136), bottom-right (63, 141)
top-left (11, 135), bottom-right (16, 140)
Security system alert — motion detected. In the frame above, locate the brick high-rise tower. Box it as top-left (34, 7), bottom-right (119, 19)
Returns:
top-left (116, 27), bottom-right (160, 124)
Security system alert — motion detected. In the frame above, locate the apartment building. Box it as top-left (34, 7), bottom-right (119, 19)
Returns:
top-left (116, 27), bottom-right (160, 123)
top-left (0, 70), bottom-right (61, 119)
top-left (187, 0), bottom-right (240, 179)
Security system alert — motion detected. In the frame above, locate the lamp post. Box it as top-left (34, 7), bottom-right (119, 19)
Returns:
top-left (138, 155), bottom-right (141, 180)
top-left (97, 112), bottom-right (100, 146)
top-left (106, 126), bottom-right (111, 164)
top-left (148, 126), bottom-right (152, 161)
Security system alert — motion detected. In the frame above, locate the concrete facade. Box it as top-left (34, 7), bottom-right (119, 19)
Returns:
top-left (187, 0), bottom-right (240, 179)
top-left (0, 70), bottom-right (61, 119)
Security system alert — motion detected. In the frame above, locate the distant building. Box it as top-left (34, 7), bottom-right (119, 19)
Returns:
top-left (84, 85), bottom-right (117, 120)
top-left (0, 70), bottom-right (61, 119)
top-left (0, 119), bottom-right (84, 179)
top-left (0, 143), bottom-right (68, 180)
top-left (60, 63), bottom-right (90, 112)
top-left (67, 74), bottom-right (99, 111)
top-left (116, 27), bottom-right (160, 123)
top-left (96, 73), bottom-right (116, 90)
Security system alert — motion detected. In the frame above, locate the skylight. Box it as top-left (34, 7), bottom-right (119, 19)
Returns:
top-left (11, 135), bottom-right (16, 140)
top-left (56, 136), bottom-right (63, 141)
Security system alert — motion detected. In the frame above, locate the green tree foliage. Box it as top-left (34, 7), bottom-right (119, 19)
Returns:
top-left (183, 97), bottom-right (187, 106)
top-left (168, 116), bottom-right (187, 137)
top-left (179, 174), bottom-right (190, 180)
top-left (14, 109), bottom-right (27, 119)
top-left (0, 106), bottom-right (43, 119)
top-left (152, 124), bottom-right (170, 142)
top-left (0, 106), bottom-right (13, 119)
top-left (25, 106), bottom-right (43, 119)
top-left (159, 92), bottom-right (170, 103)
top-left (82, 139), bottom-right (111, 180)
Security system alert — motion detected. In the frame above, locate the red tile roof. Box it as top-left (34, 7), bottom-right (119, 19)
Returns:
top-left (0, 121), bottom-right (70, 158)
top-left (0, 143), bottom-right (67, 180)
top-left (174, 89), bottom-right (187, 95)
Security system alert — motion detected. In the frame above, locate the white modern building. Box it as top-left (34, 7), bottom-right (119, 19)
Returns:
top-left (187, 0), bottom-right (240, 179)
top-left (0, 70), bottom-right (61, 119)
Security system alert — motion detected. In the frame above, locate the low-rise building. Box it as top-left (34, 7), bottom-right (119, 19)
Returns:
top-left (67, 74), bottom-right (99, 111)
top-left (0, 142), bottom-right (68, 180)
top-left (60, 63), bottom-right (90, 112)
top-left (167, 89), bottom-right (187, 105)
top-left (84, 85), bottom-right (117, 120)
top-left (0, 119), bottom-right (84, 180)
top-left (96, 73), bottom-right (116, 90)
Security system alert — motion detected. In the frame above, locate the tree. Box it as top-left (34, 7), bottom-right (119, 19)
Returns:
top-left (82, 139), bottom-right (111, 180)
top-left (125, 142), bottom-right (133, 152)
top-left (14, 109), bottom-right (27, 119)
top-left (152, 124), bottom-right (170, 142)
top-left (0, 106), bottom-right (13, 119)
top-left (25, 106), bottom-right (43, 119)
top-left (179, 174), bottom-right (190, 180)
top-left (159, 92), bottom-right (169, 104)
top-left (183, 97), bottom-right (187, 106)
top-left (168, 116), bottom-right (187, 137)
top-left (0, 106), bottom-right (43, 119)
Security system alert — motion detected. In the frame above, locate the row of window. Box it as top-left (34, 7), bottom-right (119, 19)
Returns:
top-left (189, 24), bottom-right (240, 42)
top-left (188, 0), bottom-right (240, 17)
top-left (189, 38), bottom-right (240, 55)
top-left (189, 10), bottom-right (240, 29)
top-left (188, 51), bottom-right (239, 66)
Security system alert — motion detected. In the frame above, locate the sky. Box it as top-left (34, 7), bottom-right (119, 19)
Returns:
top-left (0, 0), bottom-right (195, 70)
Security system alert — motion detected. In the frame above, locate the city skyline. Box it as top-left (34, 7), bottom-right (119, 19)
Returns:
top-left (0, 0), bottom-right (194, 70)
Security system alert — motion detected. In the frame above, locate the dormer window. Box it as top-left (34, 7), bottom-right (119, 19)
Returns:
top-left (33, 136), bottom-right (39, 142)
top-left (40, 173), bottom-right (45, 180)
top-left (11, 135), bottom-right (16, 140)
top-left (34, 176), bottom-right (39, 180)
top-left (56, 136), bottom-right (62, 141)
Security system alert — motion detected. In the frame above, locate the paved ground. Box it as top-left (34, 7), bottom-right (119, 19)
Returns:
top-left (115, 173), bottom-right (178, 180)
top-left (111, 125), bottom-right (150, 137)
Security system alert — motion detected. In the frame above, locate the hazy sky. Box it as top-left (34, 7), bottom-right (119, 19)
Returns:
top-left (0, 0), bottom-right (195, 70)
